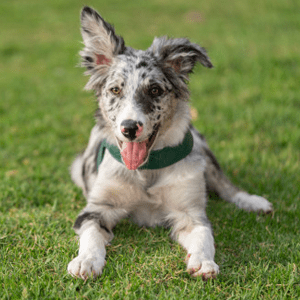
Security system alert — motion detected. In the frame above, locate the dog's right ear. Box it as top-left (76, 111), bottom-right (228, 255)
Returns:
top-left (79, 7), bottom-right (125, 89)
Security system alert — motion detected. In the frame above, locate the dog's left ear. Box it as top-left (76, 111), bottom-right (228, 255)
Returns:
top-left (150, 37), bottom-right (213, 76)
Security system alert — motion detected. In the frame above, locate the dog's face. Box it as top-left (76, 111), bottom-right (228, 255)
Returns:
top-left (80, 7), bottom-right (213, 170)
top-left (99, 53), bottom-right (174, 170)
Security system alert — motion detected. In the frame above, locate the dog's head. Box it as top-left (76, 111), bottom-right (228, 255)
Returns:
top-left (79, 6), bottom-right (213, 170)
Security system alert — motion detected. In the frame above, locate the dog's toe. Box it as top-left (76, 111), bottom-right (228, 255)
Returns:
top-left (68, 256), bottom-right (81, 278)
top-left (190, 261), bottom-right (219, 279)
top-left (198, 271), bottom-right (217, 280)
top-left (68, 255), bottom-right (105, 280)
top-left (186, 254), bottom-right (219, 280)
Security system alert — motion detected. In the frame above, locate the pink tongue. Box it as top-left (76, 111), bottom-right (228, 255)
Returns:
top-left (121, 141), bottom-right (147, 170)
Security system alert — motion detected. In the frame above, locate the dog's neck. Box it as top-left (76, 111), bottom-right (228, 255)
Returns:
top-left (152, 101), bottom-right (191, 150)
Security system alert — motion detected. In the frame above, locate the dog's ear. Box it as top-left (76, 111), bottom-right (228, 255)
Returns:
top-left (148, 37), bottom-right (213, 100)
top-left (79, 7), bottom-right (125, 89)
top-left (150, 37), bottom-right (213, 76)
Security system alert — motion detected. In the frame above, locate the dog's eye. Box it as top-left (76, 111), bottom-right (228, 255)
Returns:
top-left (111, 87), bottom-right (121, 95)
top-left (149, 87), bottom-right (163, 97)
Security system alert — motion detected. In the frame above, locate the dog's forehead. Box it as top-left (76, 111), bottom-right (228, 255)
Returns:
top-left (115, 50), bottom-right (162, 81)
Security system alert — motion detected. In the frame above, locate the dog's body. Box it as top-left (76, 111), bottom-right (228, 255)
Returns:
top-left (68, 7), bottom-right (273, 280)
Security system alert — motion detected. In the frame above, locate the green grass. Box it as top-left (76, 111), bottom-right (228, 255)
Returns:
top-left (1, 0), bottom-right (299, 298)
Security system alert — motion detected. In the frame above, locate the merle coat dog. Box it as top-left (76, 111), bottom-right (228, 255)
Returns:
top-left (67, 6), bottom-right (273, 280)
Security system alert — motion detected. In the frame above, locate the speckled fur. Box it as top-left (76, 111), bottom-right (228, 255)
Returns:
top-left (68, 6), bottom-right (273, 280)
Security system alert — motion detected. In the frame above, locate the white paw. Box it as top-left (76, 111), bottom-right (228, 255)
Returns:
top-left (233, 192), bottom-right (273, 213)
top-left (67, 254), bottom-right (106, 280)
top-left (185, 253), bottom-right (219, 280)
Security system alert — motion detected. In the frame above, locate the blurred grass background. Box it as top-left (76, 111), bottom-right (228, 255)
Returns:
top-left (0, 0), bottom-right (299, 299)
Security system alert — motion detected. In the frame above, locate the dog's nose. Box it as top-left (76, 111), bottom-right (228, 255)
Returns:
top-left (120, 120), bottom-right (143, 140)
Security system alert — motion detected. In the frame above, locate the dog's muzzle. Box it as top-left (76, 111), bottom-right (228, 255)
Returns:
top-left (117, 121), bottom-right (159, 170)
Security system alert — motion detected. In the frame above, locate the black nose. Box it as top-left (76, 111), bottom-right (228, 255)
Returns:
top-left (120, 120), bottom-right (143, 140)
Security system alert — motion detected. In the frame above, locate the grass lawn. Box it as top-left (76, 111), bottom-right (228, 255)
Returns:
top-left (1, 0), bottom-right (299, 298)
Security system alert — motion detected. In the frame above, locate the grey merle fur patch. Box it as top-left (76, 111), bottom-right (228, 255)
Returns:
top-left (74, 212), bottom-right (111, 234)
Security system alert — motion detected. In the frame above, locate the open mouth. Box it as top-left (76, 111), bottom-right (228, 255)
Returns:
top-left (116, 125), bottom-right (159, 170)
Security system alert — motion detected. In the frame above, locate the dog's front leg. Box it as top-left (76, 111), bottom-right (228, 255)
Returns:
top-left (68, 219), bottom-right (109, 279)
top-left (162, 168), bottom-right (219, 279)
top-left (177, 224), bottom-right (219, 279)
top-left (67, 205), bottom-right (127, 279)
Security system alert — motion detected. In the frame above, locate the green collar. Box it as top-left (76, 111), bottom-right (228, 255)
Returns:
top-left (97, 130), bottom-right (193, 170)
